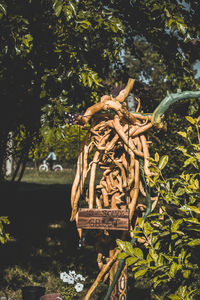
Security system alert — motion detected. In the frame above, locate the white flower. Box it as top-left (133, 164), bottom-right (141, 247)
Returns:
top-left (60, 272), bottom-right (75, 284)
top-left (69, 270), bottom-right (76, 277)
top-left (75, 274), bottom-right (86, 281)
top-left (74, 282), bottom-right (84, 293)
top-left (60, 272), bottom-right (67, 280)
top-left (60, 270), bottom-right (85, 292)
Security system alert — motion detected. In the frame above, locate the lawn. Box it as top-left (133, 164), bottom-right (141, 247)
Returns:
top-left (0, 169), bottom-right (151, 299)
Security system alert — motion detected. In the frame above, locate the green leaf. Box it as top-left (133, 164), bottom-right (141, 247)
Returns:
top-left (154, 240), bottom-right (161, 250)
top-left (177, 131), bottom-right (187, 138)
top-left (144, 222), bottom-right (154, 235)
top-left (132, 266), bottom-right (138, 271)
top-left (126, 256), bottom-right (139, 266)
top-left (87, 75), bottom-right (93, 87)
top-left (184, 218), bottom-right (200, 225)
top-left (69, 2), bottom-right (76, 15)
top-left (116, 240), bottom-right (134, 255)
top-left (171, 219), bottom-right (183, 232)
top-left (176, 146), bottom-right (187, 154)
top-left (175, 187), bottom-right (185, 196)
top-left (168, 18), bottom-right (175, 27)
top-left (194, 179), bottom-right (199, 189)
top-left (158, 155), bottom-right (168, 170)
top-left (182, 270), bottom-right (191, 278)
top-left (23, 34), bottom-right (33, 47)
top-left (179, 247), bottom-right (186, 261)
top-left (178, 285), bottom-right (187, 296)
top-left (134, 268), bottom-right (148, 279)
top-left (185, 116), bottom-right (196, 124)
top-left (177, 22), bottom-right (186, 34)
top-left (187, 206), bottom-right (200, 214)
top-left (168, 294), bottom-right (181, 300)
top-left (184, 157), bottom-right (196, 167)
top-left (53, 0), bottom-right (63, 17)
top-left (132, 247), bottom-right (144, 259)
top-left (187, 239), bottom-right (200, 247)
top-left (80, 20), bottom-right (91, 29)
top-left (171, 233), bottom-right (178, 240)
top-left (81, 72), bottom-right (87, 85)
top-left (155, 152), bottom-right (159, 162)
top-left (149, 248), bottom-right (158, 262)
top-left (153, 278), bottom-right (163, 288)
top-left (169, 262), bottom-right (181, 278)
top-left (0, 2), bottom-right (6, 15)
top-left (146, 253), bottom-right (153, 263)
top-left (117, 252), bottom-right (129, 260)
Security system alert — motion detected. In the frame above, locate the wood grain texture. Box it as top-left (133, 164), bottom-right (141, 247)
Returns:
top-left (77, 209), bottom-right (129, 230)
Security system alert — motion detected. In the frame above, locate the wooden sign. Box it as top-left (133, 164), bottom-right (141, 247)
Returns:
top-left (77, 209), bottom-right (129, 230)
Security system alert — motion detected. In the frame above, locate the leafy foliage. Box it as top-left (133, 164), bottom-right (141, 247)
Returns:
top-left (117, 116), bottom-right (200, 299)
top-left (28, 124), bottom-right (87, 163)
top-left (0, 216), bottom-right (10, 244)
top-left (1, 0), bottom-right (200, 181)
top-left (0, 0), bottom-right (125, 181)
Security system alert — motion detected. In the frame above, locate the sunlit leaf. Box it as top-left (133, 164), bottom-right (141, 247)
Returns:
top-left (184, 157), bottom-right (196, 167)
top-left (185, 116), bottom-right (196, 124)
top-left (158, 155), bottom-right (168, 170)
top-left (169, 262), bottom-right (181, 278)
top-left (187, 239), bottom-right (200, 247)
top-left (177, 131), bottom-right (187, 138)
top-left (126, 256), bottom-right (139, 266)
top-left (171, 219), bottom-right (183, 232)
top-left (134, 268), bottom-right (147, 279)
top-left (53, 0), bottom-right (63, 17)
top-left (117, 252), bottom-right (129, 260)
top-left (132, 247), bottom-right (144, 259)
top-left (175, 187), bottom-right (185, 196)
top-left (155, 152), bottom-right (159, 162)
top-left (182, 270), bottom-right (191, 278)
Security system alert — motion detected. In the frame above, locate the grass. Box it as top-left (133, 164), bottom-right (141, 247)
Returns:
top-left (0, 169), bottom-right (151, 299)
top-left (21, 168), bottom-right (77, 185)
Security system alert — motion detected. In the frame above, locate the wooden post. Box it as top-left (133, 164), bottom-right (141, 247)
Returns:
top-left (110, 260), bottom-right (119, 300)
top-left (110, 255), bottom-right (128, 300)
top-left (117, 264), bottom-right (128, 300)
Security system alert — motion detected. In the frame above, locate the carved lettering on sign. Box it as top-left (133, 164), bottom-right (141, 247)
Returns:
top-left (77, 209), bottom-right (129, 230)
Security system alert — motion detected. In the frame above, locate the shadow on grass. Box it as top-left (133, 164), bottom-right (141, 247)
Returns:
top-left (0, 181), bottom-right (106, 299)
top-left (0, 181), bottom-right (151, 299)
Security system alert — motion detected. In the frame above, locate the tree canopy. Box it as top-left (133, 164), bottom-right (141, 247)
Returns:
top-left (0, 0), bottom-right (199, 180)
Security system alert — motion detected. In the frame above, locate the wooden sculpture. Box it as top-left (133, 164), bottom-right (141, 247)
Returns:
top-left (69, 78), bottom-right (200, 299)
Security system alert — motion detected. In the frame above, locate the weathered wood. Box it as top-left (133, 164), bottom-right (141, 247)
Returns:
top-left (117, 264), bottom-right (128, 300)
top-left (77, 209), bottom-right (129, 230)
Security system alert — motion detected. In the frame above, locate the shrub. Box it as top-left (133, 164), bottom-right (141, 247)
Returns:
top-left (117, 115), bottom-right (200, 299)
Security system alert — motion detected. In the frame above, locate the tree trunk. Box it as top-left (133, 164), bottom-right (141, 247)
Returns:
top-left (11, 133), bottom-right (33, 182)
top-left (0, 130), bottom-right (9, 182)
top-left (5, 132), bottom-right (13, 176)
top-left (17, 159), bottom-right (27, 182)
top-left (11, 158), bottom-right (22, 182)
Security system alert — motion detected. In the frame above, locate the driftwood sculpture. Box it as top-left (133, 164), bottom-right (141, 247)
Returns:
top-left (69, 78), bottom-right (200, 299)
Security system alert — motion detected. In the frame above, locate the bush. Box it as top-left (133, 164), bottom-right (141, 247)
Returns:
top-left (117, 115), bottom-right (200, 299)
